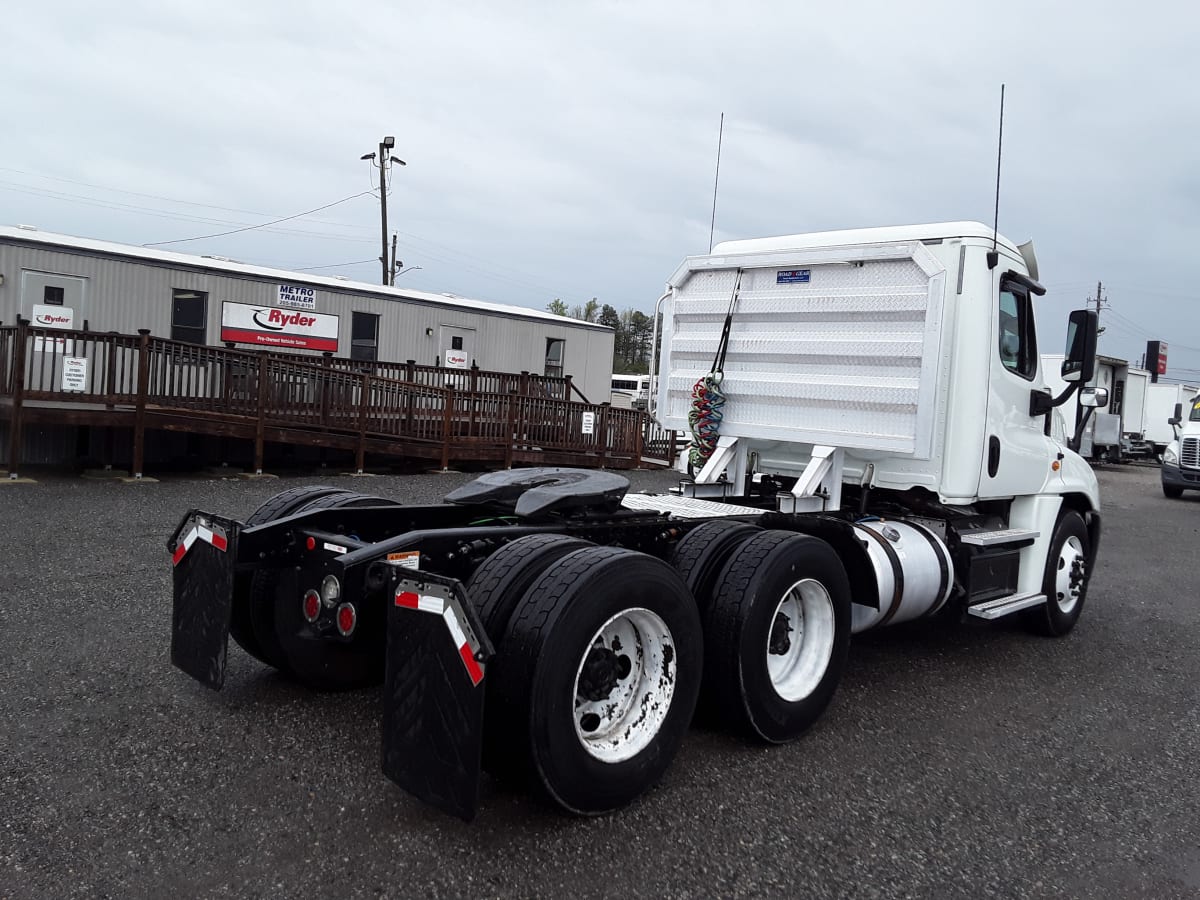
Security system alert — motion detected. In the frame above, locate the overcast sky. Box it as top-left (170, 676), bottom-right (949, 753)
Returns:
top-left (4, 1), bottom-right (1199, 377)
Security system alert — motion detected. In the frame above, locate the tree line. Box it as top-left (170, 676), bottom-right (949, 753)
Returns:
top-left (547, 298), bottom-right (656, 375)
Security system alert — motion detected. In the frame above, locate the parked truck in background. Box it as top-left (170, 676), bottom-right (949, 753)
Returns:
top-left (1146, 382), bottom-right (1199, 458)
top-left (1160, 394), bottom-right (1200, 496)
top-left (168, 221), bottom-right (1103, 820)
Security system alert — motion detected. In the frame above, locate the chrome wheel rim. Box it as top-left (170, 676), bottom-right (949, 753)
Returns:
top-left (1055, 535), bottom-right (1086, 614)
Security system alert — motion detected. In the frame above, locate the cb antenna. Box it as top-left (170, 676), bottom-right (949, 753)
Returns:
top-left (987, 84), bottom-right (1005, 269)
top-left (708, 112), bottom-right (725, 252)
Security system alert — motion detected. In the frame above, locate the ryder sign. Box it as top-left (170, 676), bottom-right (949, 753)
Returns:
top-left (221, 301), bottom-right (339, 352)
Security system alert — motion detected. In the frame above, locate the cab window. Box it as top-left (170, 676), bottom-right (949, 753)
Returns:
top-left (998, 283), bottom-right (1037, 380)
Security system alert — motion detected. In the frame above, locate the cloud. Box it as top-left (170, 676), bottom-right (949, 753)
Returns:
top-left (3, 0), bottom-right (1199, 371)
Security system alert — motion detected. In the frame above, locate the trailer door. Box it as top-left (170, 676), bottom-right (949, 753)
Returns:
top-left (440, 325), bottom-right (475, 369)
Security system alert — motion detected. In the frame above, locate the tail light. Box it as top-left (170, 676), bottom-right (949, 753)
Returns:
top-left (336, 602), bottom-right (357, 637)
top-left (302, 589), bottom-right (321, 623)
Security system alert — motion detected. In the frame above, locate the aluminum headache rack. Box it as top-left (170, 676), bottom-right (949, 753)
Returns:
top-left (657, 240), bottom-right (949, 460)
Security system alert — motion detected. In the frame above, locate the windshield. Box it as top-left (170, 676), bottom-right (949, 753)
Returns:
top-left (1190, 398), bottom-right (1200, 422)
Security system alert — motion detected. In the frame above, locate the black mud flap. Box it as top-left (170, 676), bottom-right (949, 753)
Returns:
top-left (169, 512), bottom-right (240, 690)
top-left (382, 571), bottom-right (494, 821)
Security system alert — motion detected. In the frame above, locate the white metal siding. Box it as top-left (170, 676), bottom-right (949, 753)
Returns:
top-left (0, 240), bottom-right (614, 400)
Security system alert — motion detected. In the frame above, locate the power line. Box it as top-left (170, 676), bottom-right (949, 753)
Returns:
top-left (2, 167), bottom-right (587, 300)
top-left (143, 192), bottom-right (374, 246)
top-left (293, 258), bottom-right (378, 271)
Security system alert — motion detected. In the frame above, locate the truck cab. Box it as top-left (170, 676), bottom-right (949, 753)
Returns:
top-left (1161, 395), bottom-right (1200, 496)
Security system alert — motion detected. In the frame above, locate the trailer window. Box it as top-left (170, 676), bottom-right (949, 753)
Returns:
top-left (351, 312), bottom-right (379, 362)
top-left (998, 286), bottom-right (1037, 380)
top-left (171, 290), bottom-right (208, 345)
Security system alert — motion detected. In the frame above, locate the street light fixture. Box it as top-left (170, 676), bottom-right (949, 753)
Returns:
top-left (396, 265), bottom-right (422, 277)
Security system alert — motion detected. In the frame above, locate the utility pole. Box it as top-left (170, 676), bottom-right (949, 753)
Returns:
top-left (390, 234), bottom-right (398, 285)
top-left (379, 137), bottom-right (389, 285)
top-left (361, 136), bottom-right (405, 286)
top-left (1089, 280), bottom-right (1107, 337)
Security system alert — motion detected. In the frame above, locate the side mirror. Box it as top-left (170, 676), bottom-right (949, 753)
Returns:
top-left (1169, 402), bottom-right (1184, 426)
top-left (1061, 309), bottom-right (1099, 384)
top-left (1079, 386), bottom-right (1109, 409)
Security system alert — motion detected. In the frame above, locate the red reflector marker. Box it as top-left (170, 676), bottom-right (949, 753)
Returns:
top-left (302, 590), bottom-right (321, 623)
top-left (336, 603), bottom-right (357, 637)
top-left (305, 536), bottom-right (316, 551)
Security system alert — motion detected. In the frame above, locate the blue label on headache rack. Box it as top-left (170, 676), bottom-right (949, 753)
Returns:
top-left (776, 269), bottom-right (811, 284)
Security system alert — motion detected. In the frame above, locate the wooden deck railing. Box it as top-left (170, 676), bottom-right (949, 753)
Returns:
top-left (0, 323), bottom-right (679, 477)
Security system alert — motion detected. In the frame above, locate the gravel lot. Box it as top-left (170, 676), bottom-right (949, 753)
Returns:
top-left (3, 463), bottom-right (1199, 899)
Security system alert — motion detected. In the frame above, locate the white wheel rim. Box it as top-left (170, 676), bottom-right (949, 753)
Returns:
top-left (1055, 535), bottom-right (1086, 614)
top-left (572, 608), bottom-right (676, 763)
top-left (766, 579), bottom-right (836, 702)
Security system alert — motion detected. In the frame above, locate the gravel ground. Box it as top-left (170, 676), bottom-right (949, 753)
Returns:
top-left (2, 463), bottom-right (1199, 899)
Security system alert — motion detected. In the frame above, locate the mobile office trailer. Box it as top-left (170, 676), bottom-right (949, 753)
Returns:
top-left (168, 221), bottom-right (1102, 821)
top-left (0, 225), bottom-right (614, 402)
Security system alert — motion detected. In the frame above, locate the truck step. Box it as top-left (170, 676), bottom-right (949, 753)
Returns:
top-left (959, 528), bottom-right (1040, 547)
top-left (967, 591), bottom-right (1046, 619)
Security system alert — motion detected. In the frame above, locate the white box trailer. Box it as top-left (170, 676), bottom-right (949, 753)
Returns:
top-left (167, 221), bottom-right (1106, 821)
top-left (1145, 382), bottom-right (1200, 453)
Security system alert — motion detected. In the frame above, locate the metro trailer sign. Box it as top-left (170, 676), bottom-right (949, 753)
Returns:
top-left (221, 301), bottom-right (339, 352)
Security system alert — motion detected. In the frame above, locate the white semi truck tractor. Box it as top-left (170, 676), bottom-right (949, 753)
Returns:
top-left (1160, 394), bottom-right (1200, 496)
top-left (168, 221), bottom-right (1103, 820)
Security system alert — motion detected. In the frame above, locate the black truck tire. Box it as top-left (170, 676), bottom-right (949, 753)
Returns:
top-left (488, 546), bottom-right (703, 815)
top-left (230, 485), bottom-right (347, 666)
top-left (1163, 483), bottom-right (1184, 499)
top-left (1022, 510), bottom-right (1092, 637)
top-left (250, 489), bottom-right (399, 689)
top-left (704, 530), bottom-right (851, 743)
top-left (670, 520), bottom-right (763, 611)
top-left (466, 534), bottom-right (593, 643)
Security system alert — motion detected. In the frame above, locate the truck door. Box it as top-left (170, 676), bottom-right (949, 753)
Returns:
top-left (976, 276), bottom-right (1054, 498)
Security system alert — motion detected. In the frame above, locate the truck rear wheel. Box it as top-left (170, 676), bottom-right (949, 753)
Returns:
top-left (705, 530), bottom-right (851, 743)
top-left (489, 546), bottom-right (702, 815)
top-left (466, 534), bottom-right (592, 642)
top-left (252, 490), bottom-right (399, 689)
top-left (670, 519), bottom-right (762, 610)
top-left (1023, 510), bottom-right (1091, 637)
top-left (230, 485), bottom-right (346, 666)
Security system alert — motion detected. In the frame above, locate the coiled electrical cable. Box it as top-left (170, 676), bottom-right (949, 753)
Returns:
top-left (687, 269), bottom-right (743, 472)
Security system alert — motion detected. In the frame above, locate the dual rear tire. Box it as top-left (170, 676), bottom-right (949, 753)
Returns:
top-left (469, 538), bottom-right (703, 815)
top-left (673, 524), bottom-right (852, 742)
top-left (470, 525), bottom-right (853, 815)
